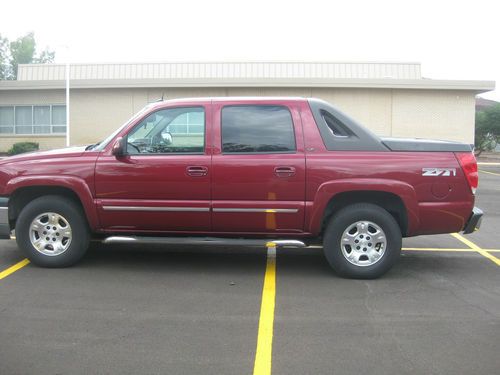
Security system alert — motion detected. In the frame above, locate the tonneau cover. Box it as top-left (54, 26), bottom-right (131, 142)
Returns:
top-left (381, 137), bottom-right (473, 152)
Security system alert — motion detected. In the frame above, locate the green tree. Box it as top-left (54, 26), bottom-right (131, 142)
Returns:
top-left (0, 35), bottom-right (9, 79)
top-left (35, 48), bottom-right (55, 64)
top-left (9, 32), bottom-right (37, 79)
top-left (0, 32), bottom-right (55, 80)
top-left (475, 103), bottom-right (500, 156)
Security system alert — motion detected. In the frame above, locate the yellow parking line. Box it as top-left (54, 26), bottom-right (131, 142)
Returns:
top-left (308, 245), bottom-right (500, 252)
top-left (402, 247), bottom-right (473, 252)
top-left (404, 248), bottom-right (500, 253)
top-left (451, 233), bottom-right (500, 266)
top-left (253, 243), bottom-right (277, 375)
top-left (479, 169), bottom-right (500, 176)
top-left (0, 258), bottom-right (30, 281)
top-left (478, 162), bottom-right (500, 166)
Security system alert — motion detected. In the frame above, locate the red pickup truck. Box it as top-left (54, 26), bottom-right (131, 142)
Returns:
top-left (0, 97), bottom-right (482, 278)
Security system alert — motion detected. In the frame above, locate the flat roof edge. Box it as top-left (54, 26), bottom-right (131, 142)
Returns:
top-left (19, 61), bottom-right (423, 67)
top-left (0, 78), bottom-right (495, 93)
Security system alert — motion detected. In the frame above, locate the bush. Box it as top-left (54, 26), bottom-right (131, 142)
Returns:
top-left (7, 142), bottom-right (39, 156)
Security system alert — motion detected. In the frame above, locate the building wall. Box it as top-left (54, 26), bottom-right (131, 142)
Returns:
top-left (0, 87), bottom-right (476, 151)
top-left (391, 90), bottom-right (475, 143)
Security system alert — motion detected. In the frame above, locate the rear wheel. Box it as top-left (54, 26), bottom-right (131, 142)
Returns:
top-left (16, 196), bottom-right (90, 267)
top-left (323, 203), bottom-right (402, 279)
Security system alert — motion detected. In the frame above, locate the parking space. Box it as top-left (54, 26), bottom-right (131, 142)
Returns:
top-left (274, 247), bottom-right (499, 375)
top-left (0, 165), bottom-right (499, 374)
top-left (0, 242), bottom-right (266, 374)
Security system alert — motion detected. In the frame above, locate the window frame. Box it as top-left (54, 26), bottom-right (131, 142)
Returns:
top-left (220, 104), bottom-right (297, 155)
top-left (124, 105), bottom-right (207, 156)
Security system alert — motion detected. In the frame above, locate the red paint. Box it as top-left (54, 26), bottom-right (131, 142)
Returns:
top-left (0, 97), bottom-right (477, 238)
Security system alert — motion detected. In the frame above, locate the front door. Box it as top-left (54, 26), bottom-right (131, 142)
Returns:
top-left (211, 100), bottom-right (306, 234)
top-left (95, 103), bottom-right (212, 232)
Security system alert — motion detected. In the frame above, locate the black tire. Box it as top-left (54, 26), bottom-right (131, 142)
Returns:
top-left (323, 203), bottom-right (402, 279)
top-left (15, 195), bottom-right (90, 267)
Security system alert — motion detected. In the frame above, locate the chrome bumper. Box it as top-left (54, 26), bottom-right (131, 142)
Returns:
top-left (0, 197), bottom-right (10, 239)
top-left (462, 207), bottom-right (483, 235)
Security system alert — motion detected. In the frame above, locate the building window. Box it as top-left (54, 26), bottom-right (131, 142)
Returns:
top-left (0, 107), bottom-right (14, 134)
top-left (0, 105), bottom-right (66, 135)
top-left (168, 110), bottom-right (204, 135)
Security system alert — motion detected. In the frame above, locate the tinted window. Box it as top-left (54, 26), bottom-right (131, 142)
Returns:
top-left (127, 107), bottom-right (205, 154)
top-left (321, 110), bottom-right (352, 137)
top-left (221, 106), bottom-right (296, 153)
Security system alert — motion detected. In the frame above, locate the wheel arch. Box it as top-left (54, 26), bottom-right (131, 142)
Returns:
top-left (6, 177), bottom-right (99, 231)
top-left (307, 178), bottom-right (420, 237)
top-left (319, 191), bottom-right (408, 236)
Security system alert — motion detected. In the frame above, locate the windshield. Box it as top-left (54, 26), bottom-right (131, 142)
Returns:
top-left (91, 104), bottom-right (155, 151)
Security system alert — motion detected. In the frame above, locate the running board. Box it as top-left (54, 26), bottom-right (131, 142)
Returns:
top-left (102, 236), bottom-right (306, 248)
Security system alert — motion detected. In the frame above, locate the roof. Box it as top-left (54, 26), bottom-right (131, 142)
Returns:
top-left (17, 61), bottom-right (423, 81)
top-left (145, 96), bottom-right (306, 111)
top-left (0, 61), bottom-right (494, 93)
top-left (151, 96), bottom-right (305, 105)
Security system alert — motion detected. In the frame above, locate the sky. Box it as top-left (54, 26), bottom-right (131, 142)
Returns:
top-left (1, 0), bottom-right (498, 100)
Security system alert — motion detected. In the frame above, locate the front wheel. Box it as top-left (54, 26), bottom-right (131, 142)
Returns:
top-left (323, 203), bottom-right (402, 279)
top-left (15, 196), bottom-right (90, 267)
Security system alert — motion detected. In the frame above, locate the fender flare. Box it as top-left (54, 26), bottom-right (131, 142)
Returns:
top-left (307, 178), bottom-right (419, 236)
top-left (5, 175), bottom-right (99, 230)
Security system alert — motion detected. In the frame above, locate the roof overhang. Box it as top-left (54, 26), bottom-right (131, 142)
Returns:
top-left (0, 78), bottom-right (495, 93)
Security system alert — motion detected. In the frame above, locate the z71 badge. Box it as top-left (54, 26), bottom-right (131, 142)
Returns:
top-left (422, 168), bottom-right (456, 176)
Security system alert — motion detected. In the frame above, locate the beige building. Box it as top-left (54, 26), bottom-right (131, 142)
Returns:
top-left (0, 62), bottom-right (495, 152)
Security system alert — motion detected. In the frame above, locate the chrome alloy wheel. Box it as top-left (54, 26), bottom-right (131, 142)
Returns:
top-left (340, 221), bottom-right (386, 267)
top-left (29, 212), bottom-right (72, 256)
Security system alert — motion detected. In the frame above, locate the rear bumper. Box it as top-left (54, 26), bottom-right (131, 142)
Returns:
top-left (0, 197), bottom-right (10, 239)
top-left (462, 207), bottom-right (483, 234)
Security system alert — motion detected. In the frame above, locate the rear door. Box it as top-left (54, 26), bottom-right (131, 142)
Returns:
top-left (211, 99), bottom-right (306, 234)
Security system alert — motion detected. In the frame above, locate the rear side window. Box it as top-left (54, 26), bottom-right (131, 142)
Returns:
top-left (321, 110), bottom-right (352, 137)
top-left (221, 105), bottom-right (296, 153)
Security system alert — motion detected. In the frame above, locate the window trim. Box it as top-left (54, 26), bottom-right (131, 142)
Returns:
top-left (124, 105), bottom-right (207, 156)
top-left (220, 104), bottom-right (297, 155)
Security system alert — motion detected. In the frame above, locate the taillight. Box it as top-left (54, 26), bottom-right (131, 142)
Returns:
top-left (455, 152), bottom-right (478, 194)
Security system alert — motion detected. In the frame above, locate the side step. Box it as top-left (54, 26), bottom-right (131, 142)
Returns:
top-left (102, 236), bottom-right (306, 248)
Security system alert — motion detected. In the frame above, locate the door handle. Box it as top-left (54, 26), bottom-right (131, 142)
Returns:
top-left (186, 166), bottom-right (208, 177)
top-left (274, 166), bottom-right (296, 178)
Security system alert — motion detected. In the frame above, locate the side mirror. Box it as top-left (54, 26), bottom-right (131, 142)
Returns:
top-left (161, 131), bottom-right (173, 145)
top-left (112, 137), bottom-right (126, 156)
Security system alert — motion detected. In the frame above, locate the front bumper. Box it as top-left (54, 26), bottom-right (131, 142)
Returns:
top-left (0, 197), bottom-right (10, 239)
top-left (462, 207), bottom-right (483, 234)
